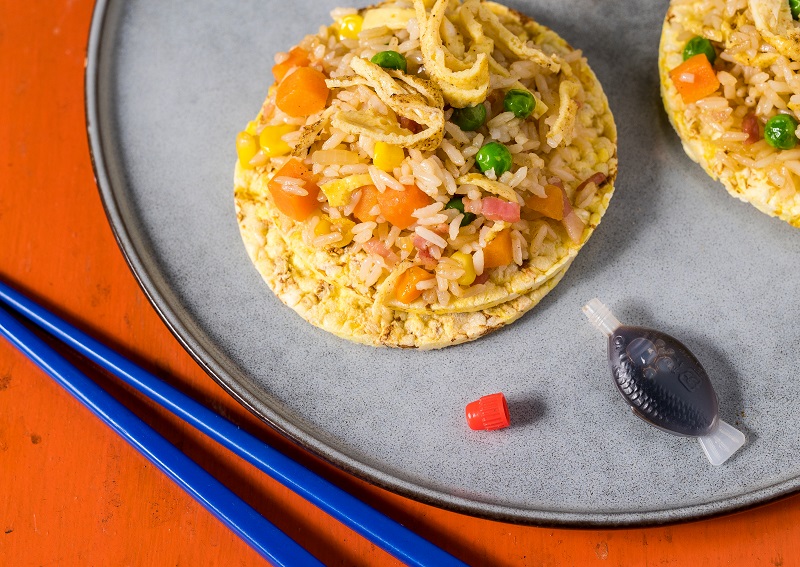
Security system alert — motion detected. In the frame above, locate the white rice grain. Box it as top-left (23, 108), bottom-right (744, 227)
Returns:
top-left (530, 223), bottom-right (548, 252)
top-left (353, 230), bottom-right (375, 244)
top-left (449, 214), bottom-right (463, 240)
top-left (352, 221), bottom-right (377, 234)
top-left (313, 233), bottom-right (343, 247)
top-left (441, 139), bottom-right (466, 166)
top-left (276, 183), bottom-right (308, 196)
top-left (508, 166), bottom-right (528, 188)
top-left (415, 226), bottom-right (447, 248)
top-left (273, 176), bottom-right (305, 187)
top-left (369, 165), bottom-right (404, 192)
top-left (511, 230), bottom-right (524, 265)
top-left (472, 248), bottom-right (485, 275)
top-left (322, 130), bottom-right (348, 150)
top-left (488, 111), bottom-right (516, 128)
top-left (412, 201), bottom-right (445, 218)
top-left (343, 190), bottom-right (361, 217)
top-left (444, 122), bottom-right (470, 144)
top-left (417, 214), bottom-right (449, 226)
top-left (385, 225), bottom-right (402, 248)
top-left (339, 163), bottom-right (369, 175)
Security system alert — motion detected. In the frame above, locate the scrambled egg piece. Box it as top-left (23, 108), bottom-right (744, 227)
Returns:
top-left (749, 0), bottom-right (800, 61)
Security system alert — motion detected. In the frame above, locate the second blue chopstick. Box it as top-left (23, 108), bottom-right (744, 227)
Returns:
top-left (0, 305), bottom-right (323, 566)
top-left (0, 281), bottom-right (468, 567)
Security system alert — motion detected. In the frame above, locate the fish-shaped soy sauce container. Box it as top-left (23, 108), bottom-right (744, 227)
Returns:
top-left (583, 299), bottom-right (745, 465)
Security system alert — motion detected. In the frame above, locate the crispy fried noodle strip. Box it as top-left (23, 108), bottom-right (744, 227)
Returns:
top-left (457, 173), bottom-right (520, 202)
top-left (327, 58), bottom-right (445, 151)
top-left (292, 106), bottom-right (337, 157)
top-left (415, 0), bottom-right (491, 107)
top-left (413, 0), bottom-right (560, 107)
top-left (476, 2), bottom-right (560, 73)
top-left (547, 80), bottom-right (579, 148)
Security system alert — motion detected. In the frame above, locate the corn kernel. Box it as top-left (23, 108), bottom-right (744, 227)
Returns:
top-left (331, 217), bottom-right (356, 246)
top-left (259, 124), bottom-right (296, 157)
top-left (338, 14), bottom-right (363, 40)
top-left (312, 216), bottom-right (355, 247)
top-left (314, 216), bottom-right (332, 237)
top-left (236, 131), bottom-right (259, 169)
top-left (396, 236), bottom-right (414, 254)
top-left (373, 142), bottom-right (405, 172)
top-left (451, 251), bottom-right (476, 286)
top-left (245, 120), bottom-right (259, 135)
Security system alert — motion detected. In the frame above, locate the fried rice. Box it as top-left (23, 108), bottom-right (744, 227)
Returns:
top-left (660, 0), bottom-right (800, 226)
top-left (234, 0), bottom-right (617, 347)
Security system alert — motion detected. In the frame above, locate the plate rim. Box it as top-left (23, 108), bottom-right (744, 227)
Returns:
top-left (84, 0), bottom-right (800, 527)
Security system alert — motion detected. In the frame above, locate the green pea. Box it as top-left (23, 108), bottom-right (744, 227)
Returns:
top-left (792, 0), bottom-right (800, 20)
top-left (445, 197), bottom-right (477, 226)
top-left (370, 50), bottom-right (407, 73)
top-left (451, 104), bottom-right (487, 131)
top-left (682, 36), bottom-right (716, 65)
top-left (503, 89), bottom-right (536, 119)
top-left (475, 142), bottom-right (512, 177)
top-left (764, 114), bottom-right (799, 150)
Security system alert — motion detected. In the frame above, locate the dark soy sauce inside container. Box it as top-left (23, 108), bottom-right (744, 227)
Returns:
top-left (584, 299), bottom-right (745, 465)
top-left (611, 326), bottom-right (718, 436)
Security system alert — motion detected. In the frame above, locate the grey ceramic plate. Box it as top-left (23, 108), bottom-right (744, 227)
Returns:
top-left (86, 0), bottom-right (800, 526)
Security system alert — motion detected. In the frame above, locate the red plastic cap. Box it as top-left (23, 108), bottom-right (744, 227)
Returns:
top-left (465, 393), bottom-right (510, 431)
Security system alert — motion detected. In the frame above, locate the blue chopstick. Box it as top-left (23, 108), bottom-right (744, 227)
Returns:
top-left (0, 281), bottom-right (468, 567)
top-left (0, 304), bottom-right (322, 567)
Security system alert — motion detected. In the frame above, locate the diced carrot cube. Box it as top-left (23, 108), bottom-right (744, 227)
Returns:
top-left (377, 185), bottom-right (433, 230)
top-left (267, 158), bottom-right (321, 221)
top-left (352, 184), bottom-right (381, 223)
top-left (275, 67), bottom-right (330, 117)
top-left (525, 184), bottom-right (565, 220)
top-left (483, 229), bottom-right (513, 269)
top-left (669, 54), bottom-right (720, 105)
top-left (394, 266), bottom-right (434, 303)
top-left (272, 47), bottom-right (310, 83)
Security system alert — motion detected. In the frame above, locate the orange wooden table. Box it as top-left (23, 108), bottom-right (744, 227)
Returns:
top-left (2, 2), bottom-right (800, 566)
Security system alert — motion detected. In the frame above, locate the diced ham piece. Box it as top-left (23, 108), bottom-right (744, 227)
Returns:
top-left (432, 223), bottom-right (450, 235)
top-left (398, 116), bottom-right (423, 134)
top-left (742, 113), bottom-right (760, 145)
top-left (481, 197), bottom-right (521, 223)
top-left (412, 235), bottom-right (438, 268)
top-left (474, 272), bottom-right (490, 285)
top-left (575, 172), bottom-right (607, 193)
top-left (412, 235), bottom-right (429, 251)
top-left (363, 238), bottom-right (399, 266)
top-left (463, 198), bottom-right (482, 214)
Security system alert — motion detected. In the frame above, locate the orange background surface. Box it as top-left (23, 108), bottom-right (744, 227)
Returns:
top-left (1, 2), bottom-right (799, 566)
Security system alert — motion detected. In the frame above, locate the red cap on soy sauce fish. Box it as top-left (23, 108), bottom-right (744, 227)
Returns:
top-left (465, 393), bottom-right (510, 430)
